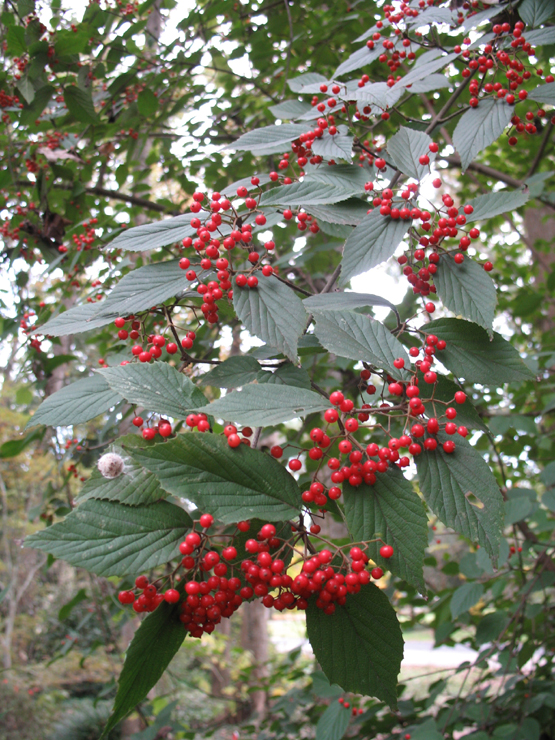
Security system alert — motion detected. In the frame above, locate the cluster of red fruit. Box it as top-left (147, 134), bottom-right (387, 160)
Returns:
top-left (118, 517), bottom-right (395, 636)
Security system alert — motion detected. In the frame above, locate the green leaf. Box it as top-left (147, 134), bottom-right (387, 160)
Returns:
top-left (342, 468), bottom-right (428, 593)
top-left (475, 610), bottom-right (508, 645)
top-left (130, 433), bottom-right (302, 523)
top-left (78, 436), bottom-right (170, 507)
top-left (230, 124), bottom-right (308, 154)
top-left (407, 74), bottom-right (451, 93)
top-left (311, 671), bottom-right (343, 699)
top-left (397, 52), bottom-right (458, 89)
top-left (54, 28), bottom-right (89, 56)
top-left (311, 133), bottom-right (353, 162)
top-left (106, 217), bottom-right (196, 252)
top-left (450, 582), bottom-right (484, 619)
top-left (387, 126), bottom-right (434, 180)
top-left (0, 428), bottom-right (43, 458)
top-left (313, 310), bottom-right (411, 380)
top-left (200, 356), bottom-right (261, 388)
top-left (504, 496), bottom-right (532, 526)
top-left (100, 598), bottom-right (186, 739)
top-left (25, 500), bottom-right (192, 576)
top-left (94, 261), bottom-right (198, 318)
top-left (453, 99), bottom-right (514, 172)
top-left (464, 189), bottom-right (529, 222)
top-left (308, 199), bottom-right (369, 226)
top-left (195, 384), bottom-right (329, 426)
top-left (58, 588), bottom-right (88, 621)
top-left (15, 388), bottom-right (33, 405)
top-left (406, 719), bottom-right (444, 740)
top-left (419, 373), bottom-right (487, 431)
top-left (137, 88), bottom-right (159, 116)
top-left (34, 303), bottom-right (116, 337)
top-left (260, 178), bottom-right (360, 207)
top-left (340, 209), bottom-right (409, 284)
top-left (434, 254), bottom-right (497, 334)
top-left (17, 76), bottom-right (35, 104)
top-left (527, 81), bottom-right (555, 105)
top-left (334, 45), bottom-right (382, 77)
top-left (99, 363), bottom-right (207, 419)
top-left (269, 100), bottom-right (313, 119)
top-left (18, 0), bottom-right (34, 15)
top-left (306, 584), bottom-right (404, 707)
top-left (258, 362), bottom-right (311, 389)
top-left (304, 291), bottom-right (396, 314)
top-left (288, 72), bottom-right (328, 92)
top-left (407, 6), bottom-right (453, 25)
top-left (540, 460), bottom-right (555, 487)
top-left (7, 26), bottom-right (26, 55)
top-left (423, 318), bottom-right (535, 384)
top-left (315, 701), bottom-right (350, 740)
top-left (27, 375), bottom-right (122, 428)
top-left (416, 433), bottom-right (504, 562)
top-left (64, 85), bottom-right (98, 123)
top-left (233, 277), bottom-right (306, 361)
top-left (519, 0), bottom-right (554, 27)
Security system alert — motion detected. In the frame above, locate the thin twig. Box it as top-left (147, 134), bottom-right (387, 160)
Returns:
top-left (281, 0), bottom-right (294, 100)
top-left (525, 121), bottom-right (554, 180)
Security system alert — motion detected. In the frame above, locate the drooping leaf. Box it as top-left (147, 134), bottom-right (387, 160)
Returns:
top-left (315, 701), bottom-right (350, 740)
top-left (64, 85), bottom-right (98, 123)
top-left (523, 26), bottom-right (555, 46)
top-left (397, 52), bottom-right (458, 89)
top-left (341, 209), bottom-right (409, 283)
top-left (519, 0), bottom-right (554, 28)
top-left (106, 216), bottom-right (196, 252)
top-left (304, 164), bottom-right (370, 190)
top-left (313, 310), bottom-right (411, 380)
top-left (423, 318), bottom-right (535, 384)
top-left (306, 584), bottom-right (404, 707)
top-left (257, 362), bottom-right (311, 389)
top-left (342, 468), bottom-right (428, 594)
top-left (0, 429), bottom-right (44, 458)
top-left (453, 99), bottom-right (514, 172)
top-left (34, 303), bottom-right (116, 337)
top-left (230, 124), bottom-right (308, 154)
top-left (450, 582), bottom-right (484, 619)
top-left (233, 277), bottom-right (306, 361)
top-left (200, 356), bottom-right (261, 388)
top-left (464, 189), bottom-right (529, 222)
top-left (304, 292), bottom-right (396, 313)
top-left (288, 72), bottom-right (328, 92)
top-left (527, 81), bottom-right (555, 105)
top-left (416, 433), bottom-right (504, 562)
top-left (312, 133), bottom-right (354, 162)
top-left (406, 74), bottom-right (451, 93)
top-left (407, 6), bottom-right (453, 26)
top-left (99, 363), bottom-right (207, 419)
top-left (387, 127), bottom-right (434, 180)
top-left (308, 199), bottom-right (369, 226)
top-left (137, 88), bottom-right (159, 116)
top-left (334, 45), bottom-right (382, 77)
top-left (78, 436), bottom-right (170, 506)
top-left (195, 384), bottom-right (329, 426)
top-left (131, 434), bottom-right (302, 523)
top-left (94, 261), bottom-right (198, 318)
top-left (99, 599), bottom-right (186, 739)
top-left (434, 254), bottom-right (497, 334)
top-left (26, 375), bottom-right (122, 428)
top-left (25, 500), bottom-right (192, 576)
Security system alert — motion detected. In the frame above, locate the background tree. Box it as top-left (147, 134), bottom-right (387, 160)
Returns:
top-left (1, 0), bottom-right (555, 739)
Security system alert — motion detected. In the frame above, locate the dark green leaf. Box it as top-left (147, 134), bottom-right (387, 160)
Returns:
top-left (58, 588), bottom-right (88, 621)
top-left (434, 254), bottom-right (497, 334)
top-left (26, 500), bottom-right (192, 576)
top-left (416, 433), bottom-right (504, 562)
top-left (7, 26), bottom-right (26, 55)
top-left (420, 374), bottom-right (487, 431)
top-left (195, 384), bottom-right (329, 426)
top-left (313, 310), bottom-right (411, 380)
top-left (233, 277), bottom-right (306, 361)
top-left (269, 100), bottom-right (313, 119)
top-left (200, 356), bottom-right (261, 389)
top-left (106, 217), bottom-right (196, 253)
top-left (387, 126), bottom-right (434, 180)
top-left (475, 611), bottom-right (508, 645)
top-left (230, 124), bottom-right (308, 154)
top-left (78, 436), bottom-right (170, 507)
top-left (341, 209), bottom-right (409, 283)
top-left (304, 291), bottom-right (396, 313)
top-left (465, 189), bottom-right (529, 222)
top-left (260, 179), bottom-right (359, 207)
top-left (397, 52), bottom-right (458, 89)
top-left (308, 199), bottom-right (369, 226)
top-left (64, 85), bottom-right (98, 123)
top-left (288, 72), bottom-right (328, 92)
top-left (34, 303), bottom-right (116, 337)
top-left (131, 433), bottom-right (302, 523)
top-left (450, 582), bottom-right (484, 619)
top-left (306, 584), bottom-right (403, 707)
top-left (316, 701), bottom-right (350, 740)
top-left (519, 0), bottom-right (554, 28)
top-left (55, 28), bottom-right (89, 56)
top-left (453, 99), bottom-right (513, 172)
top-left (100, 599), bottom-right (186, 739)
top-left (258, 362), bottom-right (311, 389)
top-left (99, 363), bottom-right (207, 419)
top-left (312, 133), bottom-right (353, 162)
top-left (18, 0), bottom-right (34, 15)
top-left (343, 468), bottom-right (428, 593)
top-left (423, 318), bottom-right (535, 384)
top-left (504, 496), bottom-right (532, 526)
top-left (26, 375), bottom-right (122, 428)
top-left (0, 428), bottom-right (43, 458)
top-left (94, 261), bottom-right (198, 318)
top-left (137, 88), bottom-right (159, 116)
top-left (334, 45), bottom-right (382, 77)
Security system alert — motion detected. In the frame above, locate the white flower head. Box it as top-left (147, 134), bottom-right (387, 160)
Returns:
top-left (97, 452), bottom-right (125, 479)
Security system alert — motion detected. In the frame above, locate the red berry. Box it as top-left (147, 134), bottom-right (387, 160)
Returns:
top-left (164, 589), bottom-right (180, 604)
top-left (454, 391), bottom-right (466, 404)
top-left (425, 302), bottom-right (435, 314)
top-left (371, 567), bottom-right (384, 579)
top-left (228, 433), bottom-right (241, 448)
top-left (200, 513), bottom-right (214, 528)
top-left (379, 544), bottom-right (394, 559)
